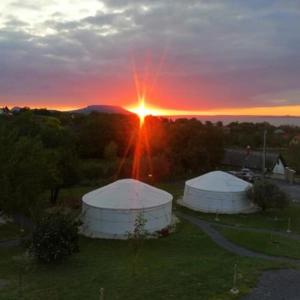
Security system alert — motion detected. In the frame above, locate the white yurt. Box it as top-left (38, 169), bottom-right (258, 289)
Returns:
top-left (81, 179), bottom-right (173, 239)
top-left (181, 171), bottom-right (255, 214)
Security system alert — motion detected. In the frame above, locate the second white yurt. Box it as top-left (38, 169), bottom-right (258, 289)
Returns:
top-left (81, 179), bottom-right (173, 239)
top-left (181, 171), bottom-right (255, 214)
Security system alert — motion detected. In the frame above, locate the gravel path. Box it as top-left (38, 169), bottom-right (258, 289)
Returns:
top-left (176, 211), bottom-right (299, 264)
top-left (242, 269), bottom-right (300, 300)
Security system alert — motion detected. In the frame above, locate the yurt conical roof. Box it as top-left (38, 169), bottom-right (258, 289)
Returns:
top-left (186, 171), bottom-right (251, 192)
top-left (82, 178), bottom-right (173, 210)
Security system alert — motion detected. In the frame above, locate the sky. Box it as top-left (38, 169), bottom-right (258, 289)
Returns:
top-left (0, 0), bottom-right (300, 115)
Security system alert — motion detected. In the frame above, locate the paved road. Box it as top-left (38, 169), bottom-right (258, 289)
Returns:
top-left (242, 269), bottom-right (300, 300)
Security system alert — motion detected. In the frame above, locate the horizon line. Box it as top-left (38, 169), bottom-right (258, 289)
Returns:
top-left (3, 104), bottom-right (300, 118)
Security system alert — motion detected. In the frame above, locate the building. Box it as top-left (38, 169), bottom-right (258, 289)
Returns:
top-left (81, 179), bottom-right (173, 239)
top-left (222, 148), bottom-right (287, 176)
top-left (180, 171), bottom-right (256, 214)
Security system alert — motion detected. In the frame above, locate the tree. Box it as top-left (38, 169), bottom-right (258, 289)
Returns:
top-left (165, 119), bottom-right (224, 176)
top-left (287, 144), bottom-right (300, 173)
top-left (30, 213), bottom-right (79, 263)
top-left (48, 148), bottom-right (80, 205)
top-left (247, 180), bottom-right (289, 211)
top-left (0, 126), bottom-right (55, 216)
top-left (104, 141), bottom-right (118, 160)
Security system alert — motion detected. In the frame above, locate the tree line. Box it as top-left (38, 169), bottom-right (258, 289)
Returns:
top-left (0, 109), bottom-right (224, 216)
top-left (2, 108), bottom-right (299, 216)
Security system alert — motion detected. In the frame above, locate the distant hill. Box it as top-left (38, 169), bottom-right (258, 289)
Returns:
top-left (69, 105), bottom-right (132, 115)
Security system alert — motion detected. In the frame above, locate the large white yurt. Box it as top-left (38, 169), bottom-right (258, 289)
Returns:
top-left (81, 179), bottom-right (173, 239)
top-left (181, 171), bottom-right (255, 214)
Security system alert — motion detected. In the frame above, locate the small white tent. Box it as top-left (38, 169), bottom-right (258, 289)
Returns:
top-left (181, 171), bottom-right (256, 214)
top-left (81, 179), bottom-right (173, 239)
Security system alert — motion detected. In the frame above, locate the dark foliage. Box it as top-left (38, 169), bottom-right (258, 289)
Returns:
top-left (247, 180), bottom-right (289, 211)
top-left (0, 108), bottom-right (226, 213)
top-left (30, 213), bottom-right (79, 263)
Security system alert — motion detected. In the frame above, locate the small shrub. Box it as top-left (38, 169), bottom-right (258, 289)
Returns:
top-left (247, 180), bottom-right (289, 211)
top-left (127, 213), bottom-right (148, 276)
top-left (30, 213), bottom-right (79, 263)
top-left (127, 213), bottom-right (148, 241)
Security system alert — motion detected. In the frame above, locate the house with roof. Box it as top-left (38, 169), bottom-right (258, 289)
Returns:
top-left (222, 148), bottom-right (287, 176)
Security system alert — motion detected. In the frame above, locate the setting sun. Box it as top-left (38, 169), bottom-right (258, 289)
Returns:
top-left (129, 97), bottom-right (161, 126)
top-left (134, 97), bottom-right (147, 125)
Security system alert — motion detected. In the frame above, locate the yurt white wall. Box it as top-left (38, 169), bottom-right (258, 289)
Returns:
top-left (81, 179), bottom-right (173, 239)
top-left (181, 171), bottom-right (255, 214)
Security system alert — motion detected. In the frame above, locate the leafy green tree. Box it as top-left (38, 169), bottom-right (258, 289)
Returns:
top-left (48, 148), bottom-right (80, 205)
top-left (104, 141), bottom-right (118, 160)
top-left (0, 126), bottom-right (55, 216)
top-left (165, 119), bottom-right (224, 176)
top-left (30, 213), bottom-right (79, 263)
top-left (287, 144), bottom-right (300, 173)
top-left (247, 180), bottom-right (289, 211)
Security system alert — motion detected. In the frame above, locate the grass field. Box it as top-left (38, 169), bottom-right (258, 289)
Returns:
top-left (0, 223), bottom-right (24, 241)
top-left (0, 221), bottom-right (288, 300)
top-left (178, 205), bottom-right (300, 234)
top-left (218, 227), bottom-right (300, 260)
top-left (1, 181), bottom-right (298, 299)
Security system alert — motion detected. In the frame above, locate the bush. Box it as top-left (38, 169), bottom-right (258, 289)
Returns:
top-left (247, 180), bottom-right (289, 211)
top-left (30, 213), bottom-right (79, 263)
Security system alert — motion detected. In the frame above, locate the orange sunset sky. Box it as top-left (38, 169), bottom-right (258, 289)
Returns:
top-left (1, 1), bottom-right (300, 116)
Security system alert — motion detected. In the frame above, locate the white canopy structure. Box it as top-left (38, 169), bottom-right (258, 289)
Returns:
top-left (181, 171), bottom-right (256, 214)
top-left (81, 179), bottom-right (173, 239)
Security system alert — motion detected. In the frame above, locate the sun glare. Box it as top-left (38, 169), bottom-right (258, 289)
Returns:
top-left (131, 97), bottom-right (156, 126)
top-left (136, 97), bottom-right (146, 125)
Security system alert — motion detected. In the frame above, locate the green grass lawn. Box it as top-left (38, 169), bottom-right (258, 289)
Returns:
top-left (0, 181), bottom-right (297, 299)
top-left (0, 223), bottom-right (25, 241)
top-left (0, 221), bottom-right (288, 300)
top-left (218, 227), bottom-right (300, 260)
top-left (178, 203), bottom-right (300, 234)
top-left (58, 185), bottom-right (97, 207)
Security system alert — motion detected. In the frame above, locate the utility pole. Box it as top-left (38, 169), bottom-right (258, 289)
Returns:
top-left (262, 129), bottom-right (267, 177)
